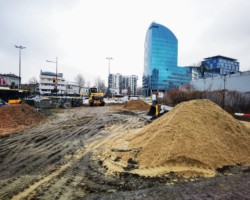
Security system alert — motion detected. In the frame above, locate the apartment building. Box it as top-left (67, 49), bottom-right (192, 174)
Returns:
top-left (39, 70), bottom-right (66, 95)
top-left (108, 73), bottom-right (138, 95)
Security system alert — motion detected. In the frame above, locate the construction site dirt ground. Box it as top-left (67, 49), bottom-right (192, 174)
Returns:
top-left (0, 104), bottom-right (250, 200)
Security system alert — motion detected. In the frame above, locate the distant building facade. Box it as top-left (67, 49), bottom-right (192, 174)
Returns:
top-left (108, 73), bottom-right (138, 95)
top-left (65, 83), bottom-right (89, 96)
top-left (200, 55), bottom-right (240, 77)
top-left (202, 55), bottom-right (240, 75)
top-left (142, 22), bottom-right (191, 97)
top-left (65, 83), bottom-right (80, 95)
top-left (39, 70), bottom-right (66, 95)
top-left (108, 73), bottom-right (122, 95)
top-left (121, 75), bottom-right (138, 95)
top-left (0, 73), bottom-right (20, 88)
top-left (190, 55), bottom-right (240, 80)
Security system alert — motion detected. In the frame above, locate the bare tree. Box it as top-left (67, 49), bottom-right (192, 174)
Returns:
top-left (94, 77), bottom-right (106, 92)
top-left (87, 81), bottom-right (91, 88)
top-left (75, 74), bottom-right (85, 94)
top-left (29, 76), bottom-right (38, 84)
top-left (28, 76), bottom-right (38, 95)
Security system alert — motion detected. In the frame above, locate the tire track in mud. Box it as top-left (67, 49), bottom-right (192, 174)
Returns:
top-left (0, 109), bottom-right (95, 174)
top-left (33, 111), bottom-right (148, 199)
top-left (10, 134), bottom-right (91, 198)
top-left (1, 107), bottom-right (102, 198)
top-left (0, 107), bottom-right (149, 199)
top-left (11, 145), bottom-right (89, 200)
top-left (0, 107), bottom-right (98, 199)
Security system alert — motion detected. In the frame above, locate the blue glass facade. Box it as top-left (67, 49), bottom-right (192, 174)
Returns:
top-left (143, 22), bottom-right (191, 97)
top-left (201, 55), bottom-right (240, 76)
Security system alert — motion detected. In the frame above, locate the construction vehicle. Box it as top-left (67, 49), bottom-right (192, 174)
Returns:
top-left (147, 100), bottom-right (159, 118)
top-left (147, 100), bottom-right (170, 120)
top-left (8, 98), bottom-right (22, 104)
top-left (88, 87), bottom-right (105, 106)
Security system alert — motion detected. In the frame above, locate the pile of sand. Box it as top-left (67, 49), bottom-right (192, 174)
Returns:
top-left (123, 100), bottom-right (150, 111)
top-left (94, 99), bottom-right (250, 178)
top-left (0, 104), bottom-right (45, 136)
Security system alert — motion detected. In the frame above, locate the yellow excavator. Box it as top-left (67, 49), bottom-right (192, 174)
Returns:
top-left (88, 87), bottom-right (105, 106)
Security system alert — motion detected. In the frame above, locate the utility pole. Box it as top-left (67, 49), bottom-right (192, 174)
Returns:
top-left (222, 74), bottom-right (226, 109)
top-left (46, 57), bottom-right (58, 96)
top-left (15, 45), bottom-right (26, 89)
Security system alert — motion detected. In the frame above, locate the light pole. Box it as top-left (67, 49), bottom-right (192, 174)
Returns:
top-left (106, 57), bottom-right (113, 76)
top-left (106, 57), bottom-right (113, 95)
top-left (46, 57), bottom-right (58, 96)
top-left (15, 45), bottom-right (26, 89)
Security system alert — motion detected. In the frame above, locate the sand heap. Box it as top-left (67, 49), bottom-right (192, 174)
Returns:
top-left (0, 104), bottom-right (45, 136)
top-left (95, 99), bottom-right (250, 178)
top-left (123, 100), bottom-right (150, 111)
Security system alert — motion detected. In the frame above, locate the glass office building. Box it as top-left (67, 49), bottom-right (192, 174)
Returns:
top-left (143, 22), bottom-right (191, 97)
top-left (201, 55), bottom-right (240, 76)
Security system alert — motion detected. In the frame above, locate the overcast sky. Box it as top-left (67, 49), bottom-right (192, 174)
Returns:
top-left (1, 0), bottom-right (250, 86)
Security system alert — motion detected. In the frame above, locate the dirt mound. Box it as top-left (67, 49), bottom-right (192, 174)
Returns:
top-left (0, 104), bottom-right (45, 136)
top-left (123, 100), bottom-right (150, 111)
top-left (95, 99), bottom-right (250, 178)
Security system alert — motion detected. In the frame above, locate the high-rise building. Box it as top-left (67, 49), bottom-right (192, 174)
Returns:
top-left (108, 73), bottom-right (138, 95)
top-left (108, 73), bottom-right (122, 95)
top-left (143, 22), bottom-right (191, 97)
top-left (122, 75), bottom-right (138, 95)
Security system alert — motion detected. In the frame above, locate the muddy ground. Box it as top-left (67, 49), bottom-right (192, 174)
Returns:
top-left (0, 106), bottom-right (250, 200)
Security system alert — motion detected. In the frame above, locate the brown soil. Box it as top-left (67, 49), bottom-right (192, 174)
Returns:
top-left (94, 99), bottom-right (250, 178)
top-left (123, 100), bottom-right (150, 111)
top-left (0, 104), bottom-right (45, 136)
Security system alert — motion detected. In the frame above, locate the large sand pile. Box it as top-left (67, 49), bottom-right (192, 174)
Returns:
top-left (0, 104), bottom-right (45, 136)
top-left (123, 100), bottom-right (150, 111)
top-left (93, 99), bottom-right (250, 178)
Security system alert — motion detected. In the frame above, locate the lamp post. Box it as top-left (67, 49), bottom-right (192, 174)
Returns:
top-left (46, 57), bottom-right (58, 96)
top-left (15, 45), bottom-right (26, 89)
top-left (106, 57), bottom-right (113, 76)
top-left (106, 57), bottom-right (113, 97)
top-left (106, 57), bottom-right (113, 92)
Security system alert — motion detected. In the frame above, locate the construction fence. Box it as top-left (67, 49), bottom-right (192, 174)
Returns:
top-left (24, 97), bottom-right (83, 109)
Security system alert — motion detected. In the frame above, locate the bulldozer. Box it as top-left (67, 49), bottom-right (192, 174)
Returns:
top-left (88, 87), bottom-right (105, 106)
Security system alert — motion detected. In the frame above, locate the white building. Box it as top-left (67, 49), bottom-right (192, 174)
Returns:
top-left (65, 82), bottom-right (89, 96)
top-left (108, 73), bottom-right (138, 95)
top-left (108, 73), bottom-right (122, 95)
top-left (65, 83), bottom-right (79, 95)
top-left (128, 75), bottom-right (138, 95)
top-left (39, 70), bottom-right (66, 95)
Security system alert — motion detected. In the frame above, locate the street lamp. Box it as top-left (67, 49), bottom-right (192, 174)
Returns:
top-left (15, 45), bottom-right (26, 89)
top-left (46, 57), bottom-right (58, 95)
top-left (106, 57), bottom-right (113, 87)
top-left (106, 57), bottom-right (113, 97)
top-left (106, 57), bottom-right (113, 76)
